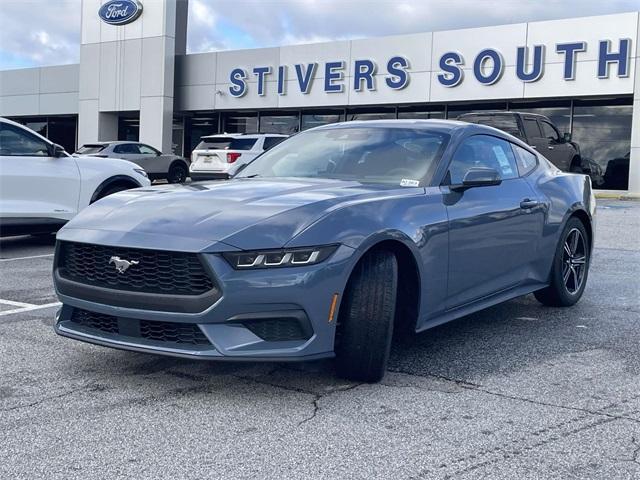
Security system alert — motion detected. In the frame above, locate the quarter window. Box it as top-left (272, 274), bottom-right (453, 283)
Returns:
top-left (512, 144), bottom-right (538, 176)
top-left (0, 123), bottom-right (50, 156)
top-left (263, 137), bottom-right (286, 150)
top-left (448, 135), bottom-right (519, 184)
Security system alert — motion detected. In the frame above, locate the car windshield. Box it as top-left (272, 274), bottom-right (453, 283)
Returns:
top-left (237, 126), bottom-right (449, 185)
top-left (76, 144), bottom-right (106, 154)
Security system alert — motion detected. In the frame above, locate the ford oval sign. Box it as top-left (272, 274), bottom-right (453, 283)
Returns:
top-left (98, 0), bottom-right (143, 26)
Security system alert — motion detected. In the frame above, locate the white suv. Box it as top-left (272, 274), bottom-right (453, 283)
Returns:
top-left (189, 133), bottom-right (287, 180)
top-left (0, 117), bottom-right (151, 237)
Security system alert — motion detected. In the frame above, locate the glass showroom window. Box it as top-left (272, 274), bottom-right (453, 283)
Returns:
top-left (397, 105), bottom-right (445, 119)
top-left (571, 98), bottom-right (632, 190)
top-left (509, 100), bottom-right (571, 135)
top-left (447, 102), bottom-right (507, 119)
top-left (301, 110), bottom-right (344, 130)
top-left (259, 111), bottom-right (299, 134)
top-left (118, 115), bottom-right (140, 141)
top-left (347, 107), bottom-right (396, 121)
top-left (48, 116), bottom-right (77, 153)
top-left (223, 112), bottom-right (258, 133)
top-left (186, 113), bottom-right (219, 158)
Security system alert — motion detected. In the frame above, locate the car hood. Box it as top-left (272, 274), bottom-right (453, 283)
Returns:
top-left (59, 177), bottom-right (423, 251)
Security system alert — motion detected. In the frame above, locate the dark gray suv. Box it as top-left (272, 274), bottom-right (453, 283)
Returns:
top-left (458, 111), bottom-right (584, 173)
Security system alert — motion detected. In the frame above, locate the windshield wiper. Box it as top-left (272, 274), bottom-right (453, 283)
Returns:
top-left (242, 174), bottom-right (261, 178)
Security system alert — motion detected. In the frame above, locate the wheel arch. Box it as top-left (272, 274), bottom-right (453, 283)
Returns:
top-left (568, 208), bottom-right (593, 251)
top-left (341, 236), bottom-right (422, 336)
top-left (169, 158), bottom-right (189, 172)
top-left (90, 175), bottom-right (142, 203)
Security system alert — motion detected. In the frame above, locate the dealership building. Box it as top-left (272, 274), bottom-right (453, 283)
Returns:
top-left (0, 1), bottom-right (639, 193)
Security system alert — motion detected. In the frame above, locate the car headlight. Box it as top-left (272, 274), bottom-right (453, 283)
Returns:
top-left (134, 168), bottom-right (148, 178)
top-left (223, 245), bottom-right (338, 269)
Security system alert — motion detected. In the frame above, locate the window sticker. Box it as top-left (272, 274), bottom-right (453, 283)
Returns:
top-left (400, 178), bottom-right (420, 187)
top-left (492, 146), bottom-right (514, 175)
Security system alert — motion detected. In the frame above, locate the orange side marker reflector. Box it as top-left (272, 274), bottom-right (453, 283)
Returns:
top-left (328, 293), bottom-right (339, 323)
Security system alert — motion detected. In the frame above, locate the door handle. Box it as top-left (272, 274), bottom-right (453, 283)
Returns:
top-left (520, 199), bottom-right (539, 209)
top-left (548, 146), bottom-right (555, 150)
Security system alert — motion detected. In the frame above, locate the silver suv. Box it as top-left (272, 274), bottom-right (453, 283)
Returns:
top-left (75, 141), bottom-right (190, 183)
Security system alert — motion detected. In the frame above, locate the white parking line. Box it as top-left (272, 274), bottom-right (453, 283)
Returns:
top-left (0, 299), bottom-right (61, 316)
top-left (0, 253), bottom-right (55, 262)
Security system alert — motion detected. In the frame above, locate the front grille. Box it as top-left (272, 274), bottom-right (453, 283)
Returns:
top-left (243, 318), bottom-right (310, 342)
top-left (58, 242), bottom-right (214, 296)
top-left (70, 309), bottom-right (210, 346)
top-left (140, 320), bottom-right (209, 345)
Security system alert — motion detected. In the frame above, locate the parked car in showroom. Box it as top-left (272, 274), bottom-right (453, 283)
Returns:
top-left (0, 118), bottom-right (150, 237)
top-left (458, 111), bottom-right (585, 173)
top-left (75, 141), bottom-right (190, 183)
top-left (53, 120), bottom-right (594, 382)
top-left (189, 133), bottom-right (287, 180)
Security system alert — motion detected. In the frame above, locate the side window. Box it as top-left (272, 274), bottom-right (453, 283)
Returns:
top-left (540, 121), bottom-right (560, 142)
top-left (512, 144), bottom-right (538, 176)
top-left (263, 137), bottom-right (286, 150)
top-left (114, 144), bottom-right (139, 154)
top-left (0, 123), bottom-right (50, 157)
top-left (523, 118), bottom-right (542, 140)
top-left (448, 135), bottom-right (519, 184)
top-left (138, 144), bottom-right (158, 155)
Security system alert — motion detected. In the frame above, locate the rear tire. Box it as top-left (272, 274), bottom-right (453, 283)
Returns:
top-left (335, 250), bottom-right (398, 383)
top-left (167, 164), bottom-right (188, 184)
top-left (534, 217), bottom-right (590, 307)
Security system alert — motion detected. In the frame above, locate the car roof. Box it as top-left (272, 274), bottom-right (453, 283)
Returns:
top-left (459, 111), bottom-right (548, 118)
top-left (314, 119), bottom-right (471, 134)
top-left (200, 133), bottom-right (288, 140)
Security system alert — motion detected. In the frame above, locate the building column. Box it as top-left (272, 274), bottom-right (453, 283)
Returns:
top-left (140, 96), bottom-right (173, 154)
top-left (630, 23), bottom-right (640, 195)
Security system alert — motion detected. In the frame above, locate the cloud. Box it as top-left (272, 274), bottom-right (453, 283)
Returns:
top-left (0, 0), bottom-right (638, 70)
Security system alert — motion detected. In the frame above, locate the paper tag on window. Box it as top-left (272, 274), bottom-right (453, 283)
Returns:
top-left (400, 178), bottom-right (420, 187)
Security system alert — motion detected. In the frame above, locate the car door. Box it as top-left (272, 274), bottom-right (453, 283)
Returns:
top-left (442, 134), bottom-right (542, 309)
top-left (136, 144), bottom-right (164, 175)
top-left (0, 122), bottom-right (80, 220)
top-left (538, 120), bottom-right (573, 171)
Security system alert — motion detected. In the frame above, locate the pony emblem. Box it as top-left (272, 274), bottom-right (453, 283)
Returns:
top-left (109, 256), bottom-right (139, 274)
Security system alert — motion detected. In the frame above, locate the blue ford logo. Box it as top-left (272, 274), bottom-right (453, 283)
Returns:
top-left (98, 0), bottom-right (143, 25)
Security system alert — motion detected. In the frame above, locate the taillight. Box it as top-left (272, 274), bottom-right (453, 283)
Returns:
top-left (227, 152), bottom-right (241, 163)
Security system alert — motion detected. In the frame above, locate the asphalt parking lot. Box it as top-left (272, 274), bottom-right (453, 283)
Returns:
top-left (1, 199), bottom-right (639, 479)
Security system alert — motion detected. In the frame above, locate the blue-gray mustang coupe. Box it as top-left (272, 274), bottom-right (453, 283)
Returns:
top-left (53, 120), bottom-right (595, 382)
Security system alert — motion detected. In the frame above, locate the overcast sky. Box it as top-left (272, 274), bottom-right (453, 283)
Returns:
top-left (0, 0), bottom-right (638, 70)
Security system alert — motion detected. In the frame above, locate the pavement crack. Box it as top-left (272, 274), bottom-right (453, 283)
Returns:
top-left (388, 368), bottom-right (640, 425)
top-left (0, 383), bottom-right (100, 413)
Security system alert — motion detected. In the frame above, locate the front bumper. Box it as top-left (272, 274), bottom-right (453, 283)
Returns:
top-left (54, 243), bottom-right (357, 361)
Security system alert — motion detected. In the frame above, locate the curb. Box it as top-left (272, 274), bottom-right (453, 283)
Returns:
top-left (594, 192), bottom-right (640, 201)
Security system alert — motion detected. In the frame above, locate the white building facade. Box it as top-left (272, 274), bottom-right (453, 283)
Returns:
top-left (1, 1), bottom-right (639, 193)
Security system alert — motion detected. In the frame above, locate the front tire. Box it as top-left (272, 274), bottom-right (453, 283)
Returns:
top-left (335, 250), bottom-right (398, 383)
top-left (534, 217), bottom-right (590, 307)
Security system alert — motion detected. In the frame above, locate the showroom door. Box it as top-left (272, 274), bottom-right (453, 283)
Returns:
top-left (442, 134), bottom-right (541, 309)
top-left (0, 122), bottom-right (80, 220)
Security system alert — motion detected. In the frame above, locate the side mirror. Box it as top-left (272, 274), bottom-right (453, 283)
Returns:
top-left (451, 167), bottom-right (502, 191)
top-left (563, 132), bottom-right (572, 142)
top-left (52, 144), bottom-right (66, 157)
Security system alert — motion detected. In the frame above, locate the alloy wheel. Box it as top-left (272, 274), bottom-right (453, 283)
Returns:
top-left (562, 228), bottom-right (587, 295)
